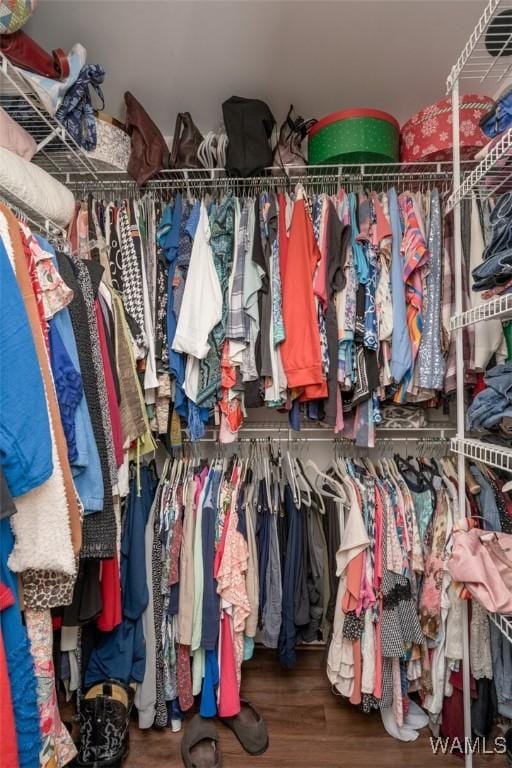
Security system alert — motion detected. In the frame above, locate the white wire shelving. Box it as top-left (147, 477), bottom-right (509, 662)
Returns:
top-left (445, 127), bottom-right (512, 212)
top-left (448, 5), bottom-right (512, 763)
top-left (489, 612), bottom-right (512, 643)
top-left (450, 293), bottom-right (512, 329)
top-left (0, 53), bottom-right (104, 179)
top-left (446, 0), bottom-right (512, 91)
top-left (61, 161), bottom-right (471, 194)
top-left (450, 437), bottom-right (512, 472)
top-left (445, 0), bottom-right (512, 212)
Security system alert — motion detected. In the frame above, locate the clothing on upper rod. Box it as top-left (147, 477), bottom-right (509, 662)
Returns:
top-left (62, 182), bottom-right (482, 450)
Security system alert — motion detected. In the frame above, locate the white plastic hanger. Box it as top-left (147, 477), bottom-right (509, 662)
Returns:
top-left (305, 458), bottom-right (347, 509)
top-left (284, 450), bottom-right (300, 507)
top-left (294, 457), bottom-right (311, 508)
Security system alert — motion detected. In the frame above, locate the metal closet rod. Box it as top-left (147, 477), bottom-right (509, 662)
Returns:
top-left (67, 174), bottom-right (454, 195)
top-left (63, 160), bottom-right (476, 194)
top-left (186, 424), bottom-right (455, 435)
top-left (182, 438), bottom-right (451, 444)
top-left (182, 435), bottom-right (453, 444)
top-left (0, 193), bottom-right (66, 237)
top-left (62, 160), bottom-right (476, 181)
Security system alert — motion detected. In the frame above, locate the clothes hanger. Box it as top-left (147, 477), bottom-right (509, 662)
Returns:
top-left (440, 456), bottom-right (458, 482)
top-left (385, 456), bottom-right (402, 484)
top-left (293, 456), bottom-right (311, 508)
top-left (283, 450), bottom-right (300, 507)
top-left (363, 456), bottom-right (377, 476)
top-left (305, 459), bottom-right (347, 509)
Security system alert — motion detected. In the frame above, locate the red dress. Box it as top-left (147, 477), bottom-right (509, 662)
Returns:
top-left (0, 583), bottom-right (19, 768)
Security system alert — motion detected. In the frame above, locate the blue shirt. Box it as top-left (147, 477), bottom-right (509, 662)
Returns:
top-left (49, 250), bottom-right (104, 512)
top-left (388, 188), bottom-right (412, 384)
top-left (0, 239), bottom-right (52, 497)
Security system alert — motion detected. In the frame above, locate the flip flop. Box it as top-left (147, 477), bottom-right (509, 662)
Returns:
top-left (219, 700), bottom-right (268, 756)
top-left (181, 715), bottom-right (222, 768)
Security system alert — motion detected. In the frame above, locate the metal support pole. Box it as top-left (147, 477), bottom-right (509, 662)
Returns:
top-left (451, 74), bottom-right (473, 768)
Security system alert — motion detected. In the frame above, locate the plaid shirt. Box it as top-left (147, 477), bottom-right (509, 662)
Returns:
top-left (226, 199), bottom-right (250, 341)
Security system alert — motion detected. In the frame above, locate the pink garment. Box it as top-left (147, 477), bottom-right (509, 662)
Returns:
top-left (359, 552), bottom-right (375, 613)
top-left (95, 300), bottom-right (123, 466)
top-left (194, 467), bottom-right (209, 508)
top-left (214, 507), bottom-right (231, 578)
top-left (216, 507), bottom-right (250, 634)
top-left (392, 657), bottom-right (404, 727)
top-left (216, 485), bottom-right (250, 692)
top-left (373, 486), bottom-right (383, 593)
top-left (25, 609), bottom-right (77, 768)
top-left (448, 525), bottom-right (512, 614)
top-left (217, 611), bottom-right (240, 717)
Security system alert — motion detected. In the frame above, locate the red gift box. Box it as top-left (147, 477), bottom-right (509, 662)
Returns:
top-left (400, 95), bottom-right (495, 163)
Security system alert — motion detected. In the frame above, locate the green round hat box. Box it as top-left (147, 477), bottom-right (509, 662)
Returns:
top-left (308, 108), bottom-right (400, 165)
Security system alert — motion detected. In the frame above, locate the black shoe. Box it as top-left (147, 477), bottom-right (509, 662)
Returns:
top-left (76, 680), bottom-right (134, 767)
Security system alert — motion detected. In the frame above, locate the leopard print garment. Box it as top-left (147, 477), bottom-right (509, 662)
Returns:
top-left (23, 567), bottom-right (76, 609)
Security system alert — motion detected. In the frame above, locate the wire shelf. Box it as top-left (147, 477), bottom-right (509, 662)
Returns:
top-left (450, 294), bottom-right (512, 329)
top-left (489, 612), bottom-right (512, 644)
top-left (0, 53), bottom-right (106, 179)
top-left (451, 437), bottom-right (512, 472)
top-left (446, 127), bottom-right (512, 212)
top-left (62, 161), bottom-right (475, 197)
top-left (447, 0), bottom-right (512, 91)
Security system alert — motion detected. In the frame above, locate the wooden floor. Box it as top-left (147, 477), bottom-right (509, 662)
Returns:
top-left (126, 650), bottom-right (503, 768)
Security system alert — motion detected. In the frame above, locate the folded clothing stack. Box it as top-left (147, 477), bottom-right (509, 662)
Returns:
top-left (472, 191), bottom-right (512, 293)
top-left (466, 361), bottom-right (512, 440)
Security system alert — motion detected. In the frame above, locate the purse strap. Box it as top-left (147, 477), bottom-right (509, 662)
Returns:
top-left (52, 48), bottom-right (70, 80)
top-left (170, 112), bottom-right (184, 168)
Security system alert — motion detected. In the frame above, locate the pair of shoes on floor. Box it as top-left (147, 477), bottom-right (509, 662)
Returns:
top-left (181, 700), bottom-right (268, 768)
top-left (75, 680), bottom-right (135, 767)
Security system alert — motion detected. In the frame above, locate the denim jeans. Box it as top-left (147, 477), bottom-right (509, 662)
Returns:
top-left (466, 363), bottom-right (512, 430)
top-left (473, 192), bottom-right (512, 290)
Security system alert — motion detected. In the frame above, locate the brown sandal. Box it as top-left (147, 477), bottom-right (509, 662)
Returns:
top-left (181, 715), bottom-right (222, 768)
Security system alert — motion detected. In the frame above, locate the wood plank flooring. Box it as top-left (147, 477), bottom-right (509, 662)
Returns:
top-left (126, 650), bottom-right (504, 767)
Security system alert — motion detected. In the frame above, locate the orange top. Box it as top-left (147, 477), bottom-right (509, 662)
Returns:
top-left (280, 198), bottom-right (327, 400)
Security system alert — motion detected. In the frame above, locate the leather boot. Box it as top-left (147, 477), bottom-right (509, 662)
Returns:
top-left (77, 680), bottom-right (134, 767)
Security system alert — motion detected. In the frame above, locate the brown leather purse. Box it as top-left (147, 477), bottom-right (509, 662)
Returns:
top-left (0, 30), bottom-right (69, 80)
top-left (169, 112), bottom-right (203, 169)
top-left (124, 91), bottom-right (169, 186)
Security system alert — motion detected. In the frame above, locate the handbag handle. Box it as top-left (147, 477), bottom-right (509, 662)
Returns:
top-left (170, 112), bottom-right (184, 168)
top-left (52, 48), bottom-right (70, 80)
top-left (89, 70), bottom-right (105, 113)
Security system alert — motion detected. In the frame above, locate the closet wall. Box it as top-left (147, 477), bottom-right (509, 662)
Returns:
top-left (26, 1), bottom-right (480, 136)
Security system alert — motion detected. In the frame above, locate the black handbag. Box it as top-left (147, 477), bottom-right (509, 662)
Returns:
top-left (222, 96), bottom-right (275, 177)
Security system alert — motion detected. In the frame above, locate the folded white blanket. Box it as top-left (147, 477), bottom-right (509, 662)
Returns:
top-left (0, 146), bottom-right (75, 227)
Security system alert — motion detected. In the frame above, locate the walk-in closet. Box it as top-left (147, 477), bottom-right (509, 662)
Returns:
top-left (1, 1), bottom-right (512, 767)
